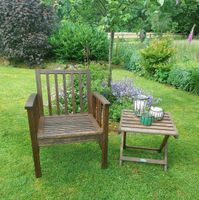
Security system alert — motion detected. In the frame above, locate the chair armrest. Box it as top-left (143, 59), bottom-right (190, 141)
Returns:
top-left (25, 93), bottom-right (38, 110)
top-left (92, 92), bottom-right (110, 106)
top-left (25, 93), bottom-right (40, 141)
top-left (91, 92), bottom-right (110, 132)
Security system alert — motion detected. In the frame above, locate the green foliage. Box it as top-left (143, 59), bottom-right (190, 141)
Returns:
top-left (150, 10), bottom-right (177, 34)
top-left (139, 1), bottom-right (199, 35)
top-left (172, 1), bottom-right (199, 35)
top-left (190, 67), bottom-right (199, 95)
top-left (153, 68), bottom-right (170, 83)
top-left (125, 51), bottom-right (143, 72)
top-left (174, 40), bottom-right (199, 65)
top-left (49, 21), bottom-right (108, 61)
top-left (0, 0), bottom-right (55, 65)
top-left (115, 39), bottom-right (198, 94)
top-left (113, 40), bottom-right (144, 72)
top-left (140, 37), bottom-right (175, 75)
top-left (110, 100), bottom-right (132, 122)
top-left (167, 67), bottom-right (199, 95)
top-left (167, 67), bottom-right (191, 91)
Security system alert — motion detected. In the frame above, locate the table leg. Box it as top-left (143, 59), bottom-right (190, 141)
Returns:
top-left (159, 135), bottom-right (169, 153)
top-left (119, 131), bottom-right (125, 166)
top-left (164, 141), bottom-right (168, 172)
top-left (123, 131), bottom-right (126, 149)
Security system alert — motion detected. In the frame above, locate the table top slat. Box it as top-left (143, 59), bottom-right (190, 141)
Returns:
top-left (119, 110), bottom-right (178, 137)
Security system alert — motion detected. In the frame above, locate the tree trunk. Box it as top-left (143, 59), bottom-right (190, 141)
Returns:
top-left (108, 31), bottom-right (114, 87)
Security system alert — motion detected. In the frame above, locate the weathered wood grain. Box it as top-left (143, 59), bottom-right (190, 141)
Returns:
top-left (25, 69), bottom-right (110, 178)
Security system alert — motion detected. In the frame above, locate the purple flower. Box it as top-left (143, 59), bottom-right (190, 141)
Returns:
top-left (111, 78), bottom-right (157, 106)
top-left (188, 24), bottom-right (196, 43)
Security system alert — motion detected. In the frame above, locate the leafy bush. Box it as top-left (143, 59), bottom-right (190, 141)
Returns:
top-left (49, 21), bottom-right (108, 61)
top-left (113, 40), bottom-right (143, 72)
top-left (189, 68), bottom-right (199, 94)
top-left (0, 0), bottom-right (55, 65)
top-left (167, 68), bottom-right (191, 90)
top-left (140, 37), bottom-right (175, 75)
top-left (112, 40), bottom-right (131, 65)
top-left (124, 50), bottom-right (143, 72)
top-left (110, 101), bottom-right (132, 122)
top-left (153, 67), bottom-right (171, 83)
top-left (167, 67), bottom-right (199, 95)
top-left (109, 78), bottom-right (157, 121)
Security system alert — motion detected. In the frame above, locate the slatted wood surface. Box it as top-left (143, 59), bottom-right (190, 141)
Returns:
top-left (38, 113), bottom-right (103, 141)
top-left (119, 110), bottom-right (178, 137)
top-left (35, 69), bottom-right (91, 116)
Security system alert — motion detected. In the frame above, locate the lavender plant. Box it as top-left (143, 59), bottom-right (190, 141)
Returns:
top-left (107, 78), bottom-right (160, 121)
top-left (110, 78), bottom-right (155, 106)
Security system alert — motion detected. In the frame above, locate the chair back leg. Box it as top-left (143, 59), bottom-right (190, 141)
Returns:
top-left (32, 145), bottom-right (42, 178)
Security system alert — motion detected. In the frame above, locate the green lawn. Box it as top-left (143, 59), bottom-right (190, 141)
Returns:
top-left (0, 65), bottom-right (199, 199)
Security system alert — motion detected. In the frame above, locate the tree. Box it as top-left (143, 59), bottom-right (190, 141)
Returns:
top-left (90, 0), bottom-right (137, 86)
top-left (74, 0), bottom-right (180, 86)
top-left (0, 0), bottom-right (55, 65)
top-left (46, 0), bottom-right (136, 86)
top-left (45, 0), bottom-right (182, 86)
top-left (149, 0), bottom-right (199, 35)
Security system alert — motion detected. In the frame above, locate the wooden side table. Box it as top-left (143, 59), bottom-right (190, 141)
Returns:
top-left (119, 110), bottom-right (178, 171)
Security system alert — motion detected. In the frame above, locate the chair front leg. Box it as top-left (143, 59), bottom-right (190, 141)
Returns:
top-left (25, 94), bottom-right (42, 178)
top-left (32, 143), bottom-right (41, 178)
top-left (27, 109), bottom-right (42, 178)
top-left (101, 105), bottom-right (109, 169)
top-left (91, 92), bottom-right (110, 169)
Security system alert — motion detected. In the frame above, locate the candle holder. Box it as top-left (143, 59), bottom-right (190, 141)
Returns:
top-left (133, 95), bottom-right (149, 117)
top-left (140, 112), bottom-right (153, 126)
top-left (149, 106), bottom-right (164, 121)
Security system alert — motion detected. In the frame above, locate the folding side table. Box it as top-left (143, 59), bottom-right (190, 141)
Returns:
top-left (119, 110), bottom-right (178, 171)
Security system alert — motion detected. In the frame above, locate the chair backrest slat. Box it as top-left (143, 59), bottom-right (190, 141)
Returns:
top-left (46, 74), bottom-right (52, 115)
top-left (35, 69), bottom-right (91, 116)
top-left (54, 74), bottom-right (60, 115)
top-left (96, 99), bottom-right (102, 126)
top-left (35, 70), bottom-right (44, 116)
top-left (78, 73), bottom-right (83, 113)
top-left (86, 71), bottom-right (91, 113)
top-left (62, 74), bottom-right (68, 114)
top-left (71, 73), bottom-right (76, 113)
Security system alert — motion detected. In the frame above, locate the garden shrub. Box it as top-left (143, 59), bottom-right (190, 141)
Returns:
top-left (109, 78), bottom-right (156, 122)
top-left (167, 67), bottom-right (199, 94)
top-left (49, 21), bottom-right (108, 61)
top-left (153, 67), bottom-right (171, 83)
top-left (110, 101), bottom-right (132, 122)
top-left (0, 0), bottom-right (55, 65)
top-left (167, 67), bottom-right (191, 91)
top-left (113, 40), bottom-right (143, 72)
top-left (140, 37), bottom-right (175, 76)
top-left (189, 67), bottom-right (199, 95)
top-left (124, 50), bottom-right (142, 72)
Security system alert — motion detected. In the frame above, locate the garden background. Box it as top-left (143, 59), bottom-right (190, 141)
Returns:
top-left (0, 0), bottom-right (199, 199)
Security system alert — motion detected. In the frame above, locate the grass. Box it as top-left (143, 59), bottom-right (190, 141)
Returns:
top-left (0, 65), bottom-right (199, 199)
top-left (173, 40), bottom-right (199, 68)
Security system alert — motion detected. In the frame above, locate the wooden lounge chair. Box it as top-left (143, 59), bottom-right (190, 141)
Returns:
top-left (25, 69), bottom-right (110, 178)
